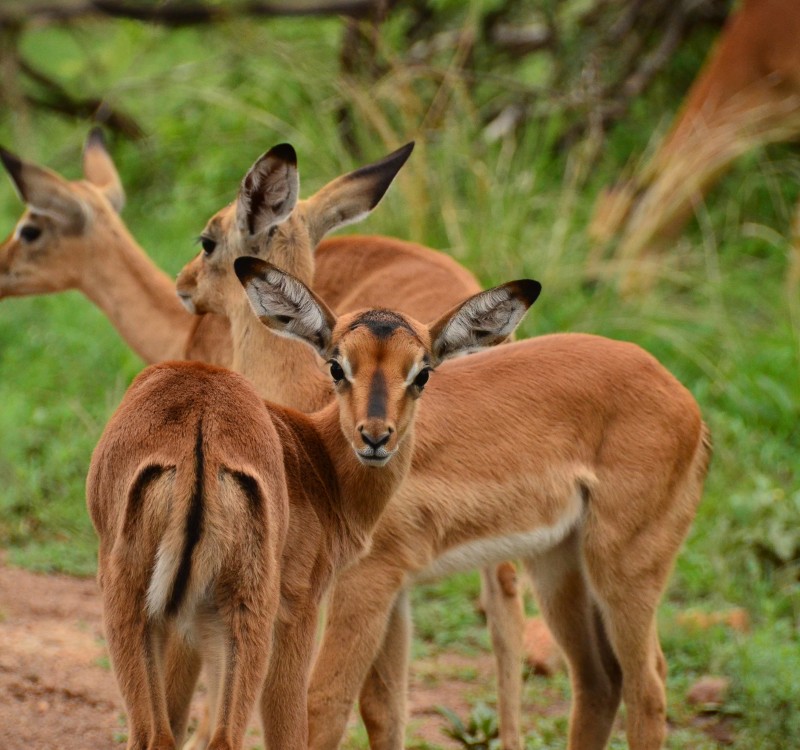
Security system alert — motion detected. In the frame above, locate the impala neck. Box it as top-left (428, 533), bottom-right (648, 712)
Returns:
top-left (80, 217), bottom-right (193, 363)
top-left (229, 292), bottom-right (330, 410)
top-left (311, 403), bottom-right (414, 559)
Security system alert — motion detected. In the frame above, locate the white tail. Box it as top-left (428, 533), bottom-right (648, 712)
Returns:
top-left (87, 264), bottom-right (537, 750)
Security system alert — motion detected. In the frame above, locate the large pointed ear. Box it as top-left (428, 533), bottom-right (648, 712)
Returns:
top-left (305, 142), bottom-right (414, 245)
top-left (235, 144), bottom-right (299, 236)
top-left (82, 127), bottom-right (125, 212)
top-left (428, 279), bottom-right (542, 365)
top-left (0, 146), bottom-right (86, 232)
top-left (233, 256), bottom-right (337, 358)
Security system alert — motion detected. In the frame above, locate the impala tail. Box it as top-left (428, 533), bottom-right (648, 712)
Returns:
top-left (139, 419), bottom-right (268, 621)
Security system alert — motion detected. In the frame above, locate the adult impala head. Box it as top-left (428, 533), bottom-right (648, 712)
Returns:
top-left (234, 256), bottom-right (541, 466)
top-left (176, 141), bottom-right (414, 317)
top-left (0, 129), bottom-right (125, 298)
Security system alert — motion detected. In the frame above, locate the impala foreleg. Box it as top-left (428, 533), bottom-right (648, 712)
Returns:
top-left (308, 563), bottom-right (407, 750)
top-left (357, 590), bottom-right (412, 750)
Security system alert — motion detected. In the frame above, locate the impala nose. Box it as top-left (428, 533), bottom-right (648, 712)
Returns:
top-left (358, 424), bottom-right (392, 450)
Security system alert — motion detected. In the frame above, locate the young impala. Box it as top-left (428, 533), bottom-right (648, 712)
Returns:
top-left (87, 262), bottom-right (539, 750)
top-left (185, 143), bottom-right (711, 750)
top-left (178, 143), bottom-right (529, 747)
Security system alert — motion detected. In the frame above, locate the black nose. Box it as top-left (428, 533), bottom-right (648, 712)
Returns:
top-left (359, 426), bottom-right (391, 449)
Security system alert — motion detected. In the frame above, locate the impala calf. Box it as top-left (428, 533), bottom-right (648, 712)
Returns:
top-left (0, 130), bottom-right (231, 365)
top-left (178, 143), bottom-right (529, 748)
top-left (88, 259), bottom-right (540, 750)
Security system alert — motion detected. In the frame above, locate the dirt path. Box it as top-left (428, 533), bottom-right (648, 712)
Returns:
top-left (0, 564), bottom-right (492, 749)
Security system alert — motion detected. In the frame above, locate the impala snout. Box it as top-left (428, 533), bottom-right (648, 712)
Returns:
top-left (355, 420), bottom-right (397, 466)
top-left (176, 262), bottom-right (201, 314)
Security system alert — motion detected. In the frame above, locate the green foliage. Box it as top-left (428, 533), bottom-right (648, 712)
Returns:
top-left (439, 702), bottom-right (501, 750)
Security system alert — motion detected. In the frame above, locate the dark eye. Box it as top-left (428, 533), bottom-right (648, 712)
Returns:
top-left (19, 225), bottom-right (41, 243)
top-left (200, 237), bottom-right (217, 255)
top-left (329, 361), bottom-right (345, 383)
top-left (413, 368), bottom-right (431, 390)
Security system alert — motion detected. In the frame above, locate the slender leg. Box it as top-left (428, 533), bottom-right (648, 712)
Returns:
top-left (162, 632), bottom-right (202, 748)
top-left (103, 578), bottom-right (175, 750)
top-left (357, 590), bottom-right (411, 750)
top-left (523, 532), bottom-right (621, 750)
top-left (206, 595), bottom-right (275, 750)
top-left (260, 605), bottom-right (319, 750)
top-left (308, 559), bottom-right (407, 750)
top-left (479, 562), bottom-right (525, 750)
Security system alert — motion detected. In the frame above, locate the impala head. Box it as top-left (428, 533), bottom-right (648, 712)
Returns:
top-left (234, 256), bottom-right (541, 466)
top-left (0, 128), bottom-right (126, 298)
top-left (176, 141), bottom-right (414, 316)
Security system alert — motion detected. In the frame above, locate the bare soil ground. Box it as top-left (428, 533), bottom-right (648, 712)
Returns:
top-left (0, 564), bottom-right (503, 750)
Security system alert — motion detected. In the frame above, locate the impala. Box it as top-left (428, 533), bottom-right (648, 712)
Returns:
top-left (183, 143), bottom-right (711, 750)
top-left (87, 262), bottom-right (539, 750)
top-left (590, 0), bottom-right (800, 290)
top-left (0, 129), bottom-right (231, 365)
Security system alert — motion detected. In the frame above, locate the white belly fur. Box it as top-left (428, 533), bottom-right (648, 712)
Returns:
top-left (413, 505), bottom-right (583, 583)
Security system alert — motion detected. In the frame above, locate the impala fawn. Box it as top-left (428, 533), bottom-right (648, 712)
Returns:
top-left (179, 143), bottom-right (711, 750)
top-left (87, 261), bottom-right (540, 750)
top-left (178, 143), bottom-right (529, 747)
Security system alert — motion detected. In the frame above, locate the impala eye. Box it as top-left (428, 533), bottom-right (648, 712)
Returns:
top-left (19, 225), bottom-right (41, 243)
top-left (200, 237), bottom-right (217, 256)
top-left (412, 368), bottom-right (431, 390)
top-left (329, 361), bottom-right (345, 383)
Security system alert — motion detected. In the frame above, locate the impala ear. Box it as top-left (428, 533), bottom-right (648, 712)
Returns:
top-left (0, 146), bottom-right (86, 232)
top-left (234, 256), bottom-right (337, 358)
top-left (428, 279), bottom-right (542, 364)
top-left (305, 142), bottom-right (414, 246)
top-left (236, 144), bottom-right (299, 236)
top-left (82, 127), bottom-right (125, 212)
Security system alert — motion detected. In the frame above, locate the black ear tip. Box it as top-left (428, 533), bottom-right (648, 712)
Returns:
top-left (267, 143), bottom-right (297, 166)
top-left (86, 126), bottom-right (107, 149)
top-left (390, 141), bottom-right (414, 167)
top-left (234, 255), bottom-right (266, 283)
top-left (512, 279), bottom-right (542, 306)
top-left (0, 146), bottom-right (23, 183)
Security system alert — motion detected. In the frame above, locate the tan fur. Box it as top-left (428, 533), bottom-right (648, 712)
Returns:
top-left (0, 133), bottom-right (232, 365)
top-left (180, 149), bottom-right (709, 749)
top-left (88, 266), bottom-right (526, 750)
top-left (177, 147), bottom-right (529, 749)
top-left (588, 0), bottom-right (800, 291)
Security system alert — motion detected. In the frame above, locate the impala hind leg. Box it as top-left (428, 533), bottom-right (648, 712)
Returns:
top-left (479, 562), bottom-right (525, 750)
top-left (260, 605), bottom-right (319, 750)
top-left (523, 532), bottom-right (622, 750)
top-left (206, 601), bottom-right (274, 750)
top-left (103, 585), bottom-right (175, 749)
top-left (162, 632), bottom-right (202, 748)
top-left (357, 590), bottom-right (411, 750)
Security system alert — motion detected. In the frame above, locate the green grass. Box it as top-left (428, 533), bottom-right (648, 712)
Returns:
top-left (1, 9), bottom-right (798, 749)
